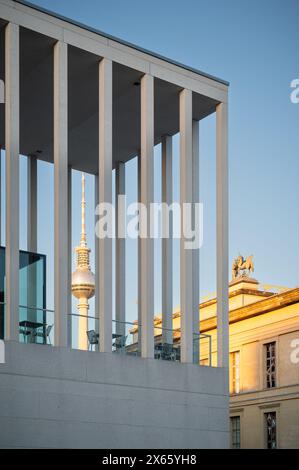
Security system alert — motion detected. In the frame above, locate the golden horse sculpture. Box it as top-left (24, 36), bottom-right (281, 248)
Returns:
top-left (232, 255), bottom-right (254, 279)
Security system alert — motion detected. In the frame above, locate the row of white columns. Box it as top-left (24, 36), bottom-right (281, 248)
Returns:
top-left (3, 22), bottom-right (228, 366)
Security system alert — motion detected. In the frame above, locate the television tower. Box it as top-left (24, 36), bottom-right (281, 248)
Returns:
top-left (71, 173), bottom-right (95, 350)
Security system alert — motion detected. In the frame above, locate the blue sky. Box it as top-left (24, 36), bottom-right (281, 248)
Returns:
top-left (2, 0), bottom-right (298, 322)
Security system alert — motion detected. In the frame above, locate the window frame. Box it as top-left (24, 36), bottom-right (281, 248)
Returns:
top-left (264, 341), bottom-right (277, 389)
top-left (264, 410), bottom-right (278, 449)
top-left (230, 415), bottom-right (241, 449)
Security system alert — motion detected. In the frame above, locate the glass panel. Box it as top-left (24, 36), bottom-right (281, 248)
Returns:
top-left (19, 251), bottom-right (45, 312)
top-left (196, 333), bottom-right (212, 366)
top-left (153, 326), bottom-right (180, 361)
top-left (19, 306), bottom-right (54, 345)
top-left (67, 314), bottom-right (140, 354)
top-left (112, 320), bottom-right (140, 356)
top-left (0, 246), bottom-right (47, 341)
top-left (68, 313), bottom-right (99, 350)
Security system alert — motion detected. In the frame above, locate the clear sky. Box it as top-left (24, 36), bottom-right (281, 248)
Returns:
top-left (2, 0), bottom-right (298, 323)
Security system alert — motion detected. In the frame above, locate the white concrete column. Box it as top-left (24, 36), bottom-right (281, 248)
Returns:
top-left (140, 74), bottom-right (154, 359)
top-left (216, 102), bottom-right (229, 368)
top-left (67, 166), bottom-right (72, 347)
top-left (5, 23), bottom-right (19, 341)
top-left (98, 58), bottom-right (113, 353)
top-left (180, 88), bottom-right (193, 363)
top-left (137, 154), bottom-right (142, 355)
top-left (192, 120), bottom-right (200, 363)
top-left (94, 173), bottom-right (99, 335)
top-left (27, 155), bottom-right (38, 322)
top-left (161, 135), bottom-right (173, 345)
top-left (27, 155), bottom-right (37, 252)
top-left (115, 162), bottom-right (126, 337)
top-left (54, 40), bottom-right (68, 347)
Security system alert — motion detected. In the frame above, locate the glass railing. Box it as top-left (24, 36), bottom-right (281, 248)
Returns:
top-left (67, 312), bottom-right (99, 350)
top-left (19, 305), bottom-right (55, 345)
top-left (0, 303), bottom-right (212, 364)
top-left (0, 302), bottom-right (55, 345)
top-left (153, 326), bottom-right (181, 362)
top-left (112, 320), bottom-right (140, 356)
top-left (64, 314), bottom-right (213, 364)
top-left (193, 332), bottom-right (212, 367)
top-left (67, 313), bottom-right (140, 354)
top-left (151, 326), bottom-right (212, 365)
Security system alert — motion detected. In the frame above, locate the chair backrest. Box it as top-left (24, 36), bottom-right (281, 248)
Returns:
top-left (114, 335), bottom-right (127, 348)
top-left (46, 324), bottom-right (53, 336)
top-left (87, 329), bottom-right (98, 344)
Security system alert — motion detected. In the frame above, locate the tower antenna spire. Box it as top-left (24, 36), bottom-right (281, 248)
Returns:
top-left (80, 172), bottom-right (87, 247)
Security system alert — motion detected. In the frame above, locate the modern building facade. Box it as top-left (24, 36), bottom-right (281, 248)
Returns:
top-left (0, 246), bottom-right (46, 342)
top-left (149, 272), bottom-right (299, 448)
top-left (0, 0), bottom-right (229, 448)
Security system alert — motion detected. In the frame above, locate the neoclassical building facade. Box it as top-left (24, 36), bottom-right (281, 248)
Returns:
top-left (146, 273), bottom-right (299, 448)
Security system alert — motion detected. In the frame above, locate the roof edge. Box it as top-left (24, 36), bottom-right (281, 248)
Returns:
top-left (14, 0), bottom-right (229, 87)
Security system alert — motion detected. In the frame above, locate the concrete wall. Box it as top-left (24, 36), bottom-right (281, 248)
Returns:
top-left (0, 341), bottom-right (229, 449)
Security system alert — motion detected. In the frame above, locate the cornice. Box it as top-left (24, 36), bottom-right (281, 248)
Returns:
top-left (200, 287), bottom-right (273, 309)
top-left (201, 287), bottom-right (299, 333)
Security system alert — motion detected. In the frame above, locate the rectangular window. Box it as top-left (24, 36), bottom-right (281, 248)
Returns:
top-left (265, 412), bottom-right (277, 449)
top-left (265, 342), bottom-right (276, 388)
top-left (230, 416), bottom-right (241, 449)
top-left (230, 351), bottom-right (240, 394)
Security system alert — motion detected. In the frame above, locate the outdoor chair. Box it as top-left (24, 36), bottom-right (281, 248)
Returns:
top-left (113, 335), bottom-right (128, 353)
top-left (32, 324), bottom-right (53, 345)
top-left (86, 329), bottom-right (99, 351)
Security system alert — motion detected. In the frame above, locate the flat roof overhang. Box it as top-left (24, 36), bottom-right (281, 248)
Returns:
top-left (0, 1), bottom-right (229, 174)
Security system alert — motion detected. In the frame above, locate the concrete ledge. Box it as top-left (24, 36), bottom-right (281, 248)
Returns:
top-left (0, 341), bottom-right (229, 448)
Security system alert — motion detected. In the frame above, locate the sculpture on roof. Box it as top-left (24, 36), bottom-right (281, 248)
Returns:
top-left (232, 254), bottom-right (254, 279)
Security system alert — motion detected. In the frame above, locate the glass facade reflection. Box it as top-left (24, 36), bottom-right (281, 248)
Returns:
top-left (0, 246), bottom-right (46, 342)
